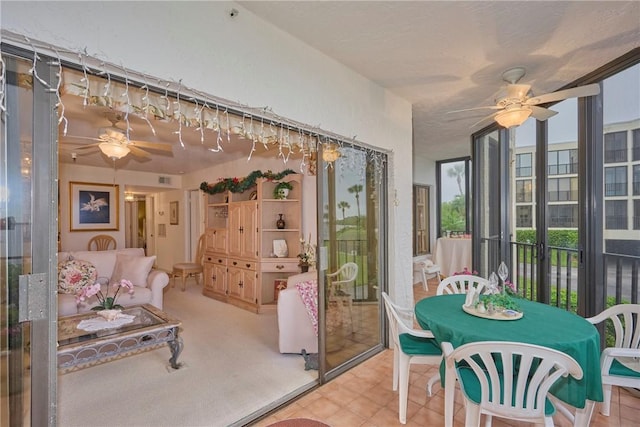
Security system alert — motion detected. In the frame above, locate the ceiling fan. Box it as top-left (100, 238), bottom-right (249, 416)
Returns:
top-left (64, 112), bottom-right (173, 160)
top-left (452, 67), bottom-right (601, 129)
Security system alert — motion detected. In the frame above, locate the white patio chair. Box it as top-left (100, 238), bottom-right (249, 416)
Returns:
top-left (437, 274), bottom-right (489, 295)
top-left (382, 292), bottom-right (442, 424)
top-left (442, 340), bottom-right (583, 427)
top-left (586, 303), bottom-right (640, 416)
top-left (413, 258), bottom-right (441, 291)
top-left (326, 262), bottom-right (358, 331)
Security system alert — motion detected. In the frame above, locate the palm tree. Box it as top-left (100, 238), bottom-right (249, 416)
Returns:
top-left (337, 201), bottom-right (350, 222)
top-left (348, 184), bottom-right (363, 221)
top-left (447, 163), bottom-right (465, 196)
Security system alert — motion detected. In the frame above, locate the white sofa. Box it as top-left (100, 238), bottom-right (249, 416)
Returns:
top-left (57, 248), bottom-right (170, 317)
top-left (277, 271), bottom-right (318, 354)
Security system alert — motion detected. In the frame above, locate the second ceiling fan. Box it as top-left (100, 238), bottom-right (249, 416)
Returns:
top-left (67, 112), bottom-right (173, 160)
top-left (453, 67), bottom-right (600, 129)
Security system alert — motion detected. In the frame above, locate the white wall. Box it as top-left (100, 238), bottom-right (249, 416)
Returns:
top-left (4, 1), bottom-right (414, 305)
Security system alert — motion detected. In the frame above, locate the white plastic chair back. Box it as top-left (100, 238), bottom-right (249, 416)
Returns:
top-left (437, 274), bottom-right (488, 295)
top-left (442, 341), bottom-right (583, 425)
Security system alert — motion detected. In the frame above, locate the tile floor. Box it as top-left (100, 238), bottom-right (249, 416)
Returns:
top-left (255, 280), bottom-right (640, 426)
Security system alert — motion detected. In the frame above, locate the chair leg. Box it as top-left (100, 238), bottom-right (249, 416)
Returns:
top-left (421, 271), bottom-right (428, 292)
top-left (392, 346), bottom-right (399, 391)
top-left (398, 353), bottom-right (411, 424)
top-left (601, 384), bottom-right (612, 416)
top-left (466, 402), bottom-right (481, 427)
top-left (444, 362), bottom-right (456, 427)
top-left (181, 272), bottom-right (187, 291)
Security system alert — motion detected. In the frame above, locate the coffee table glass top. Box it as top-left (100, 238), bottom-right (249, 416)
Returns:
top-left (58, 305), bottom-right (178, 347)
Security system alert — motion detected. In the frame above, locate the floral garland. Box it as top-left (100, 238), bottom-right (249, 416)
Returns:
top-left (199, 169), bottom-right (296, 195)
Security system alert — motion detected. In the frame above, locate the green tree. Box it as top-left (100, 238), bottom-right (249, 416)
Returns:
top-left (348, 184), bottom-right (363, 221)
top-left (337, 201), bottom-right (350, 222)
top-left (441, 194), bottom-right (466, 232)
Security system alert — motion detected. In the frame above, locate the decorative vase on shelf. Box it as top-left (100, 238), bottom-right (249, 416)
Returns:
top-left (277, 188), bottom-right (289, 199)
top-left (299, 263), bottom-right (310, 273)
top-left (276, 214), bottom-right (285, 229)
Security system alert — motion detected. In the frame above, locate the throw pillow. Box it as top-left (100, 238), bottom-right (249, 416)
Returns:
top-left (58, 259), bottom-right (97, 294)
top-left (110, 254), bottom-right (156, 288)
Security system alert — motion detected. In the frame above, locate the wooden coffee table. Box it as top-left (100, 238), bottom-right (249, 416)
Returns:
top-left (57, 304), bottom-right (183, 373)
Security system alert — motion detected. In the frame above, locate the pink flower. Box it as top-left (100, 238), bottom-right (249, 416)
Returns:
top-left (454, 267), bottom-right (479, 275)
top-left (118, 279), bottom-right (135, 294)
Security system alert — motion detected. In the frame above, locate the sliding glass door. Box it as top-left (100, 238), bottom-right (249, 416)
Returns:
top-left (318, 145), bottom-right (387, 378)
top-left (1, 49), bottom-right (58, 425)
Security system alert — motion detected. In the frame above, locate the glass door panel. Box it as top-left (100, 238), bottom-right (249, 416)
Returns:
top-left (546, 98), bottom-right (580, 309)
top-left (319, 146), bottom-right (386, 374)
top-left (1, 51), bottom-right (57, 426)
top-left (1, 54), bottom-right (34, 427)
top-left (474, 130), bottom-right (503, 278)
top-left (601, 63), bottom-right (640, 306)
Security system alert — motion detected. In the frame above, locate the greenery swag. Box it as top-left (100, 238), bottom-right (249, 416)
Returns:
top-left (200, 169), bottom-right (296, 195)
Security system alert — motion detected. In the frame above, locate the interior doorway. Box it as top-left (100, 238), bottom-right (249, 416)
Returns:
top-left (124, 199), bottom-right (146, 249)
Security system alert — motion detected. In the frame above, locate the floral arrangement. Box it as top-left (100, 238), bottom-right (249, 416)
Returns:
top-left (200, 169), bottom-right (296, 195)
top-left (453, 267), bottom-right (479, 276)
top-left (75, 279), bottom-right (135, 311)
top-left (481, 278), bottom-right (521, 312)
top-left (298, 235), bottom-right (316, 267)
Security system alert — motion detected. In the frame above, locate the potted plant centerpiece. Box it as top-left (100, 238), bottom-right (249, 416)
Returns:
top-left (274, 181), bottom-right (293, 199)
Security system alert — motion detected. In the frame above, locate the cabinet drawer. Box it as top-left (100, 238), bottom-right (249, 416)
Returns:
top-left (228, 258), bottom-right (256, 271)
top-left (261, 260), bottom-right (299, 273)
top-left (204, 254), bottom-right (227, 265)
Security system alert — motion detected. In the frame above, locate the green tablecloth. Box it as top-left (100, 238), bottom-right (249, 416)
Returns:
top-left (415, 294), bottom-right (603, 408)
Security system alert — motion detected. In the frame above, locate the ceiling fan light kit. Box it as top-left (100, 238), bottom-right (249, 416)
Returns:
top-left (98, 142), bottom-right (131, 160)
top-left (494, 106), bottom-right (532, 128)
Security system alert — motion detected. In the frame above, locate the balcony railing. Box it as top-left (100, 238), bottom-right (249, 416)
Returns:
top-left (481, 240), bottom-right (640, 313)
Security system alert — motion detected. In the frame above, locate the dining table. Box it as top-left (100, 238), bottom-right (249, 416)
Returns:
top-left (415, 294), bottom-right (603, 427)
top-left (433, 237), bottom-right (472, 277)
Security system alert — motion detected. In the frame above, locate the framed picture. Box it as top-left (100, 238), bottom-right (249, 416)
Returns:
top-left (170, 201), bottom-right (179, 225)
top-left (69, 181), bottom-right (119, 231)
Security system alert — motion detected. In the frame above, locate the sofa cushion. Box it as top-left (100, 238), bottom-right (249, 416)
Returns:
top-left (57, 259), bottom-right (97, 294)
top-left (59, 248), bottom-right (145, 279)
top-left (110, 254), bottom-right (156, 287)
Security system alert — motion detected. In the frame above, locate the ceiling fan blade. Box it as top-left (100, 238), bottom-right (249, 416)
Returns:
top-left (529, 106), bottom-right (558, 121)
top-left (128, 145), bottom-right (151, 159)
top-left (71, 143), bottom-right (100, 150)
top-left (447, 105), bottom-right (502, 114)
top-left (470, 112), bottom-right (499, 129)
top-left (130, 139), bottom-right (173, 153)
top-left (65, 135), bottom-right (100, 142)
top-left (526, 83), bottom-right (600, 106)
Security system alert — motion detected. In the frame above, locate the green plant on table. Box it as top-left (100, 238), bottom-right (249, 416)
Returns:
top-left (481, 292), bottom-right (521, 312)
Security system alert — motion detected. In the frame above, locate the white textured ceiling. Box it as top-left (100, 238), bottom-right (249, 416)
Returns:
top-left (58, 1), bottom-right (640, 180)
top-left (239, 1), bottom-right (640, 160)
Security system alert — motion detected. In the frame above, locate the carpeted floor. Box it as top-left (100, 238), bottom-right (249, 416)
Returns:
top-left (57, 282), bottom-right (317, 426)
